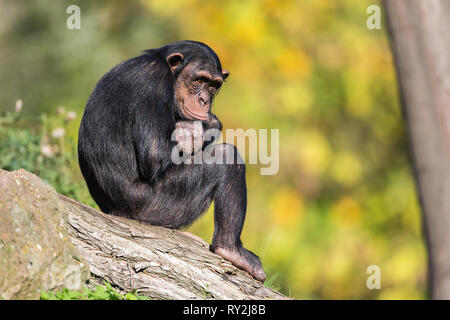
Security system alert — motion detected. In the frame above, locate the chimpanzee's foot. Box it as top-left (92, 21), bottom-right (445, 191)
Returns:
top-left (212, 245), bottom-right (266, 282)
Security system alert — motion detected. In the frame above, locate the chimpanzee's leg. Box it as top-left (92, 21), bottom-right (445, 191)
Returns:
top-left (133, 143), bottom-right (265, 282)
top-left (207, 143), bottom-right (266, 282)
top-left (134, 163), bottom-right (215, 229)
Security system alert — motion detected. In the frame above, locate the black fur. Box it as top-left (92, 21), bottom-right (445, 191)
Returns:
top-left (78, 40), bottom-right (265, 281)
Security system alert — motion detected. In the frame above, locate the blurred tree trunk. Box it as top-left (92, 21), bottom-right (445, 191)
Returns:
top-left (384, 0), bottom-right (450, 299)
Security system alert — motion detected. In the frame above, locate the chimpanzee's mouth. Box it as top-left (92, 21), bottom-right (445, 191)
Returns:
top-left (183, 106), bottom-right (209, 121)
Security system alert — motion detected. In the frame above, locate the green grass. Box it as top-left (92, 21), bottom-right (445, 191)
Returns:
top-left (264, 273), bottom-right (282, 292)
top-left (40, 281), bottom-right (149, 300)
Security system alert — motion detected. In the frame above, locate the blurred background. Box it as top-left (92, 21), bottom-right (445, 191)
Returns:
top-left (0, 0), bottom-right (426, 299)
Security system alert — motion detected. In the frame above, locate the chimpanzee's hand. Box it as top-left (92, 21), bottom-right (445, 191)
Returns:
top-left (202, 114), bottom-right (222, 148)
top-left (175, 121), bottom-right (204, 155)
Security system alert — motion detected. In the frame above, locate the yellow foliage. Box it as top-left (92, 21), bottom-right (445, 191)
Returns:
top-left (291, 256), bottom-right (320, 296)
top-left (383, 245), bottom-right (425, 286)
top-left (276, 48), bottom-right (311, 80)
top-left (330, 152), bottom-right (363, 186)
top-left (323, 248), bottom-right (352, 281)
top-left (297, 130), bottom-right (331, 175)
top-left (378, 288), bottom-right (424, 300)
top-left (271, 187), bottom-right (304, 227)
top-left (142, 0), bottom-right (195, 17)
top-left (345, 71), bottom-right (373, 118)
top-left (278, 83), bottom-right (313, 116)
top-left (316, 43), bottom-right (344, 71)
top-left (224, 0), bottom-right (266, 46)
top-left (331, 197), bottom-right (362, 228)
top-left (264, 226), bottom-right (298, 265)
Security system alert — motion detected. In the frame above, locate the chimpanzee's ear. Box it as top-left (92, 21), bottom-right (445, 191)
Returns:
top-left (166, 53), bottom-right (184, 73)
top-left (222, 69), bottom-right (230, 80)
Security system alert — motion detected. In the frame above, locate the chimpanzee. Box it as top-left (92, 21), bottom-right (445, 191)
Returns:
top-left (78, 40), bottom-right (266, 282)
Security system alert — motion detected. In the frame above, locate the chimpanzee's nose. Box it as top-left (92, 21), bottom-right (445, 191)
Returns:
top-left (199, 92), bottom-right (209, 106)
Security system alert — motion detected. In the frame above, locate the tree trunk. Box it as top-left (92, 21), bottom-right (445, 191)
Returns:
top-left (62, 195), bottom-right (285, 300)
top-left (384, 0), bottom-right (450, 299)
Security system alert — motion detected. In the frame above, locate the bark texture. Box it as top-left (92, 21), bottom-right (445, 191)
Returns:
top-left (384, 0), bottom-right (450, 299)
top-left (63, 195), bottom-right (285, 300)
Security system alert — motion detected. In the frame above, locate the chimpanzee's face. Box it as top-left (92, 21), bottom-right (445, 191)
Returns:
top-left (167, 53), bottom-right (229, 121)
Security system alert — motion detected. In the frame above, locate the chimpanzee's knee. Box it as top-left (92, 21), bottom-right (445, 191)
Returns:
top-left (205, 143), bottom-right (247, 200)
top-left (207, 143), bottom-right (245, 167)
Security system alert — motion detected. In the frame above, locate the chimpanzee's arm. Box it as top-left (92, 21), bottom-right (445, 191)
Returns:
top-left (133, 112), bottom-right (177, 183)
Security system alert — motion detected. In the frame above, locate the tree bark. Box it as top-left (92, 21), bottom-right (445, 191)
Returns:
top-left (384, 0), bottom-right (450, 299)
top-left (62, 195), bottom-right (285, 300)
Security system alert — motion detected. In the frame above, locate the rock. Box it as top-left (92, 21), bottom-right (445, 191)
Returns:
top-left (0, 169), bottom-right (89, 299)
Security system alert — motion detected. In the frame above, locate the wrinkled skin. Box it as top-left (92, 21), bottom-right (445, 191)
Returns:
top-left (172, 59), bottom-right (228, 122)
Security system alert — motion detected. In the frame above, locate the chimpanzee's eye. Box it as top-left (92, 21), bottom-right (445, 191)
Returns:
top-left (209, 86), bottom-right (217, 95)
top-left (208, 81), bottom-right (221, 95)
top-left (191, 79), bottom-right (203, 90)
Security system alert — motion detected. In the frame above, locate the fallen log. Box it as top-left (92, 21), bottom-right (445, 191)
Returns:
top-left (65, 198), bottom-right (285, 299)
top-left (0, 169), bottom-right (284, 299)
top-left (63, 195), bottom-right (285, 299)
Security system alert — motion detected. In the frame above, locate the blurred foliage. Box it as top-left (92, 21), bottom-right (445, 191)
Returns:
top-left (41, 281), bottom-right (149, 300)
top-left (0, 0), bottom-right (426, 299)
top-left (0, 107), bottom-right (95, 207)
